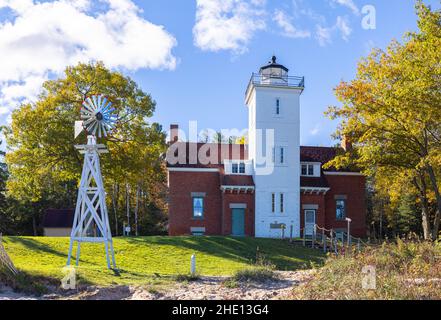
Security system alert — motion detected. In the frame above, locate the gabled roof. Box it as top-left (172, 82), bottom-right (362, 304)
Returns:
top-left (167, 143), bottom-right (347, 171)
top-left (300, 146), bottom-right (337, 164)
top-left (43, 209), bottom-right (74, 228)
top-left (167, 142), bottom-right (247, 169)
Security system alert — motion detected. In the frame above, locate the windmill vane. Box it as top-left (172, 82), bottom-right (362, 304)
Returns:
top-left (80, 95), bottom-right (118, 138)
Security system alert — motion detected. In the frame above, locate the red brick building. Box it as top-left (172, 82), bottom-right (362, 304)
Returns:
top-left (166, 57), bottom-right (367, 239)
top-left (167, 135), bottom-right (367, 238)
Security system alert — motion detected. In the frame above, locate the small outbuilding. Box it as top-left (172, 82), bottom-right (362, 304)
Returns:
top-left (43, 209), bottom-right (74, 237)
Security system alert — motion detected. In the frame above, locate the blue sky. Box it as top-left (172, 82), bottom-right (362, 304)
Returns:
top-left (0, 0), bottom-right (440, 147)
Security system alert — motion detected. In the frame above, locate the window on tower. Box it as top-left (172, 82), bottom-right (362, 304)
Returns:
top-left (273, 147), bottom-right (286, 165)
top-left (271, 193), bottom-right (275, 213)
top-left (276, 98), bottom-right (280, 115)
top-left (280, 193), bottom-right (284, 213)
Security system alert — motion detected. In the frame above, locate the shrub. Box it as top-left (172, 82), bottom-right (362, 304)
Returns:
top-left (174, 273), bottom-right (200, 282)
top-left (0, 268), bottom-right (51, 296)
top-left (291, 240), bottom-right (441, 300)
top-left (232, 267), bottom-right (278, 284)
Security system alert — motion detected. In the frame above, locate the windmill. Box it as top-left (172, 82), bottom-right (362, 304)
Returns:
top-left (67, 95), bottom-right (118, 269)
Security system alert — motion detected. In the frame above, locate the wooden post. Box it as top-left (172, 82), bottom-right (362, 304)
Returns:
top-left (190, 254), bottom-right (196, 276)
top-left (330, 229), bottom-right (333, 252)
top-left (303, 229), bottom-right (305, 247)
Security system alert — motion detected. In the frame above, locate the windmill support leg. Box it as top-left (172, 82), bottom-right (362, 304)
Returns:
top-left (68, 135), bottom-right (117, 270)
top-left (109, 241), bottom-right (116, 268)
top-left (67, 239), bottom-right (74, 266)
top-left (76, 241), bottom-right (81, 266)
top-left (102, 240), bottom-right (109, 269)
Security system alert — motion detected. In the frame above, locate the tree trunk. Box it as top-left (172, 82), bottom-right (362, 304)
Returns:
top-left (112, 183), bottom-right (119, 236)
top-left (126, 183), bottom-right (130, 235)
top-left (426, 165), bottom-right (441, 240)
top-left (413, 175), bottom-right (432, 240)
top-left (32, 216), bottom-right (38, 236)
top-left (134, 184), bottom-right (140, 237)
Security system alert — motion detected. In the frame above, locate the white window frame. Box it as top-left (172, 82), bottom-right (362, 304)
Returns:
top-left (225, 160), bottom-right (252, 175)
top-left (301, 162), bottom-right (321, 177)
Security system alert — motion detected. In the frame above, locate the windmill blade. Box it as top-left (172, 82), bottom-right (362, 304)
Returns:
top-left (97, 95), bottom-right (102, 112)
top-left (101, 123), bottom-right (108, 137)
top-left (101, 101), bottom-right (112, 114)
top-left (84, 98), bottom-right (95, 112)
top-left (82, 101), bottom-right (93, 113)
top-left (92, 96), bottom-right (98, 110)
top-left (79, 94), bottom-right (118, 138)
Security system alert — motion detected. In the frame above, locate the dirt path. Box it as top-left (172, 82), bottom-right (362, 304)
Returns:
top-left (0, 270), bottom-right (315, 300)
top-left (0, 286), bottom-right (38, 300)
top-left (67, 270), bottom-right (315, 300)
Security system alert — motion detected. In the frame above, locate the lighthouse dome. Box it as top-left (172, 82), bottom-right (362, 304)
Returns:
top-left (259, 56), bottom-right (289, 85)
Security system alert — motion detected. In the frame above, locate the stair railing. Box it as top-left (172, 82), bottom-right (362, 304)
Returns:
top-left (302, 225), bottom-right (368, 255)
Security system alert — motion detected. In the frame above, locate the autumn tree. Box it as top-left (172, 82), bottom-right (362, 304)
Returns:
top-left (326, 2), bottom-right (441, 240)
top-left (4, 62), bottom-right (168, 235)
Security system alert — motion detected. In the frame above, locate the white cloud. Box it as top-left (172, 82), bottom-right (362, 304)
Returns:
top-left (330, 0), bottom-right (360, 16)
top-left (0, 0), bottom-right (177, 123)
top-left (336, 16), bottom-right (352, 41)
top-left (310, 124), bottom-right (320, 136)
top-left (315, 25), bottom-right (333, 46)
top-left (316, 16), bottom-right (352, 46)
top-left (193, 0), bottom-right (267, 54)
top-left (273, 9), bottom-right (311, 39)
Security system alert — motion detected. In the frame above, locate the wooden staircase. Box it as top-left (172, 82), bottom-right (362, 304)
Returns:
top-left (291, 226), bottom-right (367, 255)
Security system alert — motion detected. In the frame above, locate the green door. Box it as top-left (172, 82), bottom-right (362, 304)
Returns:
top-left (232, 209), bottom-right (245, 236)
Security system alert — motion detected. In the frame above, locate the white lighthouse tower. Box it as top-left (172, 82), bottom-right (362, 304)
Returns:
top-left (245, 56), bottom-right (304, 238)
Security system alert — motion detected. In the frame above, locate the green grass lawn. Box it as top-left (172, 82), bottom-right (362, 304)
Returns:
top-left (3, 236), bottom-right (325, 287)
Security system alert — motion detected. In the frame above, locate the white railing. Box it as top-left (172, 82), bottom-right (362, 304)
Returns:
top-left (301, 225), bottom-right (369, 255)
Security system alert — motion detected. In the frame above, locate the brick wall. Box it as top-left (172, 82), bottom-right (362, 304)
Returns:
top-left (168, 171), bottom-right (222, 236)
top-left (324, 174), bottom-right (367, 237)
top-left (168, 171), bottom-right (367, 238)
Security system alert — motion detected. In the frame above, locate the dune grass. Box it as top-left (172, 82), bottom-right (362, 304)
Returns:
top-left (2, 236), bottom-right (324, 288)
top-left (291, 239), bottom-right (441, 300)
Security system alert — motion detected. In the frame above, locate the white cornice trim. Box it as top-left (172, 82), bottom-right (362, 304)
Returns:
top-left (168, 167), bottom-right (219, 173)
top-left (300, 187), bottom-right (330, 192)
top-left (221, 185), bottom-right (255, 190)
top-left (323, 171), bottom-right (364, 176)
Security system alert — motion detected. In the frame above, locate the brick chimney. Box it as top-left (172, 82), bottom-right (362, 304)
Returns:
top-left (341, 135), bottom-right (352, 152)
top-left (170, 124), bottom-right (179, 143)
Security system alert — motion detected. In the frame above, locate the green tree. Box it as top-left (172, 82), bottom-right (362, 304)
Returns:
top-left (4, 62), bottom-right (168, 235)
top-left (326, 2), bottom-right (441, 240)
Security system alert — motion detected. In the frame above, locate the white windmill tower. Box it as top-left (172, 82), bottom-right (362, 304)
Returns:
top-left (67, 95), bottom-right (118, 269)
